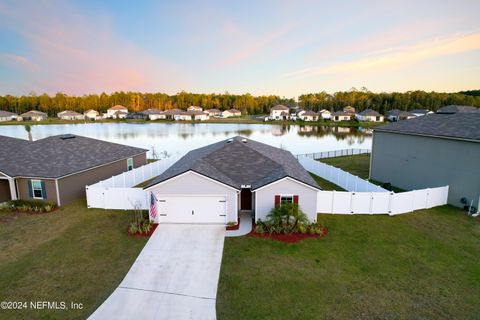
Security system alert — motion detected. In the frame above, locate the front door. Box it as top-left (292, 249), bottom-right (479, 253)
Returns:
top-left (240, 188), bottom-right (252, 210)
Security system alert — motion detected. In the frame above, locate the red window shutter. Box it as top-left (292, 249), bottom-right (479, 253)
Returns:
top-left (293, 195), bottom-right (299, 204)
top-left (274, 195), bottom-right (280, 207)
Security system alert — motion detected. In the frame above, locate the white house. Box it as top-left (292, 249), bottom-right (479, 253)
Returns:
top-left (187, 106), bottom-right (203, 112)
top-left (84, 109), bottom-right (100, 120)
top-left (318, 109), bottom-right (331, 120)
top-left (58, 110), bottom-right (85, 120)
top-left (386, 109), bottom-right (416, 122)
top-left (18, 110), bottom-right (48, 121)
top-left (356, 109), bottom-right (384, 122)
top-left (270, 105), bottom-right (290, 120)
top-left (188, 110), bottom-right (210, 121)
top-left (222, 108), bottom-right (241, 118)
top-left (410, 109), bottom-right (433, 117)
top-left (298, 110), bottom-right (318, 122)
top-left (0, 111), bottom-right (17, 122)
top-left (107, 105), bottom-right (128, 118)
top-left (144, 136), bottom-right (320, 224)
top-left (332, 111), bottom-right (352, 122)
top-left (204, 109), bottom-right (222, 117)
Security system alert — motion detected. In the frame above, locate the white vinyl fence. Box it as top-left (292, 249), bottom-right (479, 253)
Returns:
top-left (86, 156), bottom-right (179, 210)
top-left (296, 148), bottom-right (370, 160)
top-left (316, 186), bottom-right (449, 215)
top-left (298, 155), bottom-right (387, 192)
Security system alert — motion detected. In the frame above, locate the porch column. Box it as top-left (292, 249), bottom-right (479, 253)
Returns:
top-left (9, 178), bottom-right (17, 200)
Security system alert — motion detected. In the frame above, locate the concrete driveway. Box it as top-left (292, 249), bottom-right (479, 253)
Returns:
top-left (89, 224), bottom-right (225, 320)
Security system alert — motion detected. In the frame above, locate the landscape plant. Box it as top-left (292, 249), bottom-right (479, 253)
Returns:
top-left (128, 202), bottom-right (153, 235)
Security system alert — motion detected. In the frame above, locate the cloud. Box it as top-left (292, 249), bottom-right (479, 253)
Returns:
top-left (283, 33), bottom-right (480, 79)
top-left (0, 0), bottom-right (189, 95)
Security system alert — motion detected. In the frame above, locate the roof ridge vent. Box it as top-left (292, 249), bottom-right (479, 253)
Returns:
top-left (60, 134), bottom-right (76, 140)
top-left (227, 138), bottom-right (233, 143)
top-left (242, 138), bottom-right (247, 143)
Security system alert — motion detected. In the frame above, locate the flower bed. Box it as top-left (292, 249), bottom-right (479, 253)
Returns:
top-left (249, 224), bottom-right (328, 243)
top-left (226, 219), bottom-right (240, 230)
top-left (0, 199), bottom-right (57, 214)
top-left (128, 223), bottom-right (158, 237)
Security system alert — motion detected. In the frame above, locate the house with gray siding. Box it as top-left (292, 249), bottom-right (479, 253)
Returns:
top-left (370, 113), bottom-right (480, 209)
top-left (0, 134), bottom-right (147, 205)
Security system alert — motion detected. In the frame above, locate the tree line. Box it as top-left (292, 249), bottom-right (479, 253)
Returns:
top-left (0, 88), bottom-right (478, 116)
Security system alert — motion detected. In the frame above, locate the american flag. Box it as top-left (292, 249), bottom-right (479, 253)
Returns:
top-left (150, 192), bottom-right (157, 220)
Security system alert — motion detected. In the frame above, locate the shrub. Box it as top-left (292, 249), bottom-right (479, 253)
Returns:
top-left (265, 203), bottom-right (309, 234)
top-left (5, 199), bottom-right (56, 213)
top-left (227, 221), bottom-right (237, 227)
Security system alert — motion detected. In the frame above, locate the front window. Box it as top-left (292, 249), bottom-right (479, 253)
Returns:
top-left (280, 195), bottom-right (293, 205)
top-left (127, 158), bottom-right (133, 171)
top-left (31, 180), bottom-right (43, 199)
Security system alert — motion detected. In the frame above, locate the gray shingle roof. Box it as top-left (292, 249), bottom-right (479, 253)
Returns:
top-left (0, 134), bottom-right (148, 178)
top-left (374, 113), bottom-right (480, 141)
top-left (358, 109), bottom-right (382, 116)
top-left (0, 110), bottom-right (17, 117)
top-left (436, 105), bottom-right (480, 114)
top-left (271, 105), bottom-right (289, 111)
top-left (145, 136), bottom-right (320, 190)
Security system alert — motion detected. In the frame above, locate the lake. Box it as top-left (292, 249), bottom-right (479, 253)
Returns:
top-left (0, 123), bottom-right (372, 158)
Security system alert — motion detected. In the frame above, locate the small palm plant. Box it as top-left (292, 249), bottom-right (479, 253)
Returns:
top-left (266, 203), bottom-right (309, 234)
top-left (24, 124), bottom-right (32, 141)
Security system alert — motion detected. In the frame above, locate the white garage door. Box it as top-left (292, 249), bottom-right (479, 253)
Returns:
top-left (156, 195), bottom-right (227, 224)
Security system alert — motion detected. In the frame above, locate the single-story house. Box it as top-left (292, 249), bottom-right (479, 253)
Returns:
top-left (410, 109), bottom-right (433, 117)
top-left (318, 109), bottom-right (331, 120)
top-left (370, 113), bottom-right (480, 209)
top-left (19, 110), bottom-right (48, 121)
top-left (144, 136), bottom-right (320, 224)
top-left (112, 111), bottom-right (128, 119)
top-left (187, 106), bottom-right (203, 112)
top-left (356, 109), bottom-right (384, 122)
top-left (332, 111), bottom-right (352, 122)
top-left (163, 108), bottom-right (184, 120)
top-left (343, 106), bottom-right (356, 114)
top-left (436, 105), bottom-right (480, 114)
top-left (140, 109), bottom-right (166, 120)
top-left (107, 105), bottom-right (128, 118)
top-left (0, 134), bottom-right (147, 205)
top-left (0, 110), bottom-right (17, 122)
top-left (204, 109), bottom-right (222, 117)
top-left (298, 110), bottom-right (319, 121)
top-left (58, 110), bottom-right (85, 120)
top-left (84, 109), bottom-right (100, 120)
top-left (188, 110), bottom-right (210, 121)
top-left (126, 112), bottom-right (149, 120)
top-left (386, 109), bottom-right (416, 122)
top-left (269, 105), bottom-right (289, 120)
top-left (222, 108), bottom-right (242, 118)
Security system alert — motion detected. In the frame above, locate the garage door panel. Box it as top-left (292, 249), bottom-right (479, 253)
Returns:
top-left (156, 195), bottom-right (226, 224)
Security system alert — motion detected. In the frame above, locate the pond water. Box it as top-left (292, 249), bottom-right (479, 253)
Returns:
top-left (0, 122), bottom-right (372, 158)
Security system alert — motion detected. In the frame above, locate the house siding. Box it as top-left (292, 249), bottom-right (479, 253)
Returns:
top-left (255, 178), bottom-right (318, 222)
top-left (148, 171), bottom-right (238, 223)
top-left (371, 131), bottom-right (480, 208)
top-left (57, 153), bottom-right (147, 205)
top-left (16, 178), bottom-right (57, 203)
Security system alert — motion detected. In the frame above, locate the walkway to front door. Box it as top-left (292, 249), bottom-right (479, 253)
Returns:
top-left (88, 224), bottom-right (225, 320)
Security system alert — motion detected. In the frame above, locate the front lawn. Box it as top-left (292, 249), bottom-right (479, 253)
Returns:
top-left (217, 205), bottom-right (480, 319)
top-left (320, 153), bottom-right (371, 179)
top-left (0, 200), bottom-right (147, 320)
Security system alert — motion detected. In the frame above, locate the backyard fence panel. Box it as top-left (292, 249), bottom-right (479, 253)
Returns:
top-left (351, 192), bottom-right (372, 214)
top-left (86, 187), bottom-right (105, 209)
top-left (370, 192), bottom-right (391, 214)
top-left (103, 188), bottom-right (147, 210)
top-left (317, 191), bottom-right (334, 213)
top-left (332, 192), bottom-right (352, 214)
top-left (390, 191), bottom-right (415, 215)
top-left (413, 189), bottom-right (429, 211)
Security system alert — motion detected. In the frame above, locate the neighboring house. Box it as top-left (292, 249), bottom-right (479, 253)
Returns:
top-left (343, 106), bottom-right (356, 114)
top-left (141, 109), bottom-right (165, 120)
top-left (222, 108), bottom-right (242, 118)
top-left (188, 110), bottom-right (209, 121)
top-left (107, 105), bottom-right (128, 118)
top-left (331, 111), bottom-right (352, 122)
top-left (126, 112), bottom-right (149, 120)
top-left (436, 105), bottom-right (480, 114)
top-left (356, 109), bottom-right (384, 122)
top-left (163, 108), bottom-right (184, 120)
top-left (204, 109), bottom-right (222, 117)
top-left (298, 110), bottom-right (319, 122)
top-left (187, 106), bottom-right (203, 112)
top-left (144, 136), bottom-right (320, 224)
top-left (112, 111), bottom-right (127, 119)
top-left (370, 113), bottom-right (480, 208)
top-left (84, 109), bottom-right (100, 120)
top-left (318, 109), bottom-right (331, 120)
top-left (0, 111), bottom-right (17, 122)
top-left (270, 105), bottom-right (290, 120)
top-left (19, 110), bottom-right (48, 121)
top-left (386, 109), bottom-right (416, 122)
top-left (0, 134), bottom-right (147, 205)
top-left (58, 110), bottom-right (85, 120)
top-left (410, 109), bottom-right (433, 117)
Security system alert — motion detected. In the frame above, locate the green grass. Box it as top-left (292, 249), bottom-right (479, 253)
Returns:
top-left (320, 154), bottom-right (371, 179)
top-left (217, 205), bottom-right (480, 319)
top-left (0, 200), bottom-right (147, 320)
top-left (309, 172), bottom-right (345, 191)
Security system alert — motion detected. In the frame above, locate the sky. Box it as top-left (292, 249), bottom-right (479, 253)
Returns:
top-left (0, 0), bottom-right (479, 98)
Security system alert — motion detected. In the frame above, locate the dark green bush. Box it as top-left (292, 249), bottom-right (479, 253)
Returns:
top-left (3, 199), bottom-right (57, 213)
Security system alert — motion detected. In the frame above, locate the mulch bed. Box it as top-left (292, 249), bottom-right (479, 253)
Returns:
top-left (248, 225), bottom-right (328, 243)
top-left (128, 223), bottom-right (158, 237)
top-left (226, 218), bottom-right (240, 230)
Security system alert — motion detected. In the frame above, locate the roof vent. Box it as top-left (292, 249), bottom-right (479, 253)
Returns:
top-left (242, 138), bottom-right (247, 143)
top-left (227, 138), bottom-right (233, 143)
top-left (60, 134), bottom-right (76, 140)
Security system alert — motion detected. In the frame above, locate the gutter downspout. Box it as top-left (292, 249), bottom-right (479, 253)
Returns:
top-left (8, 178), bottom-right (17, 200)
top-left (55, 179), bottom-right (61, 206)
